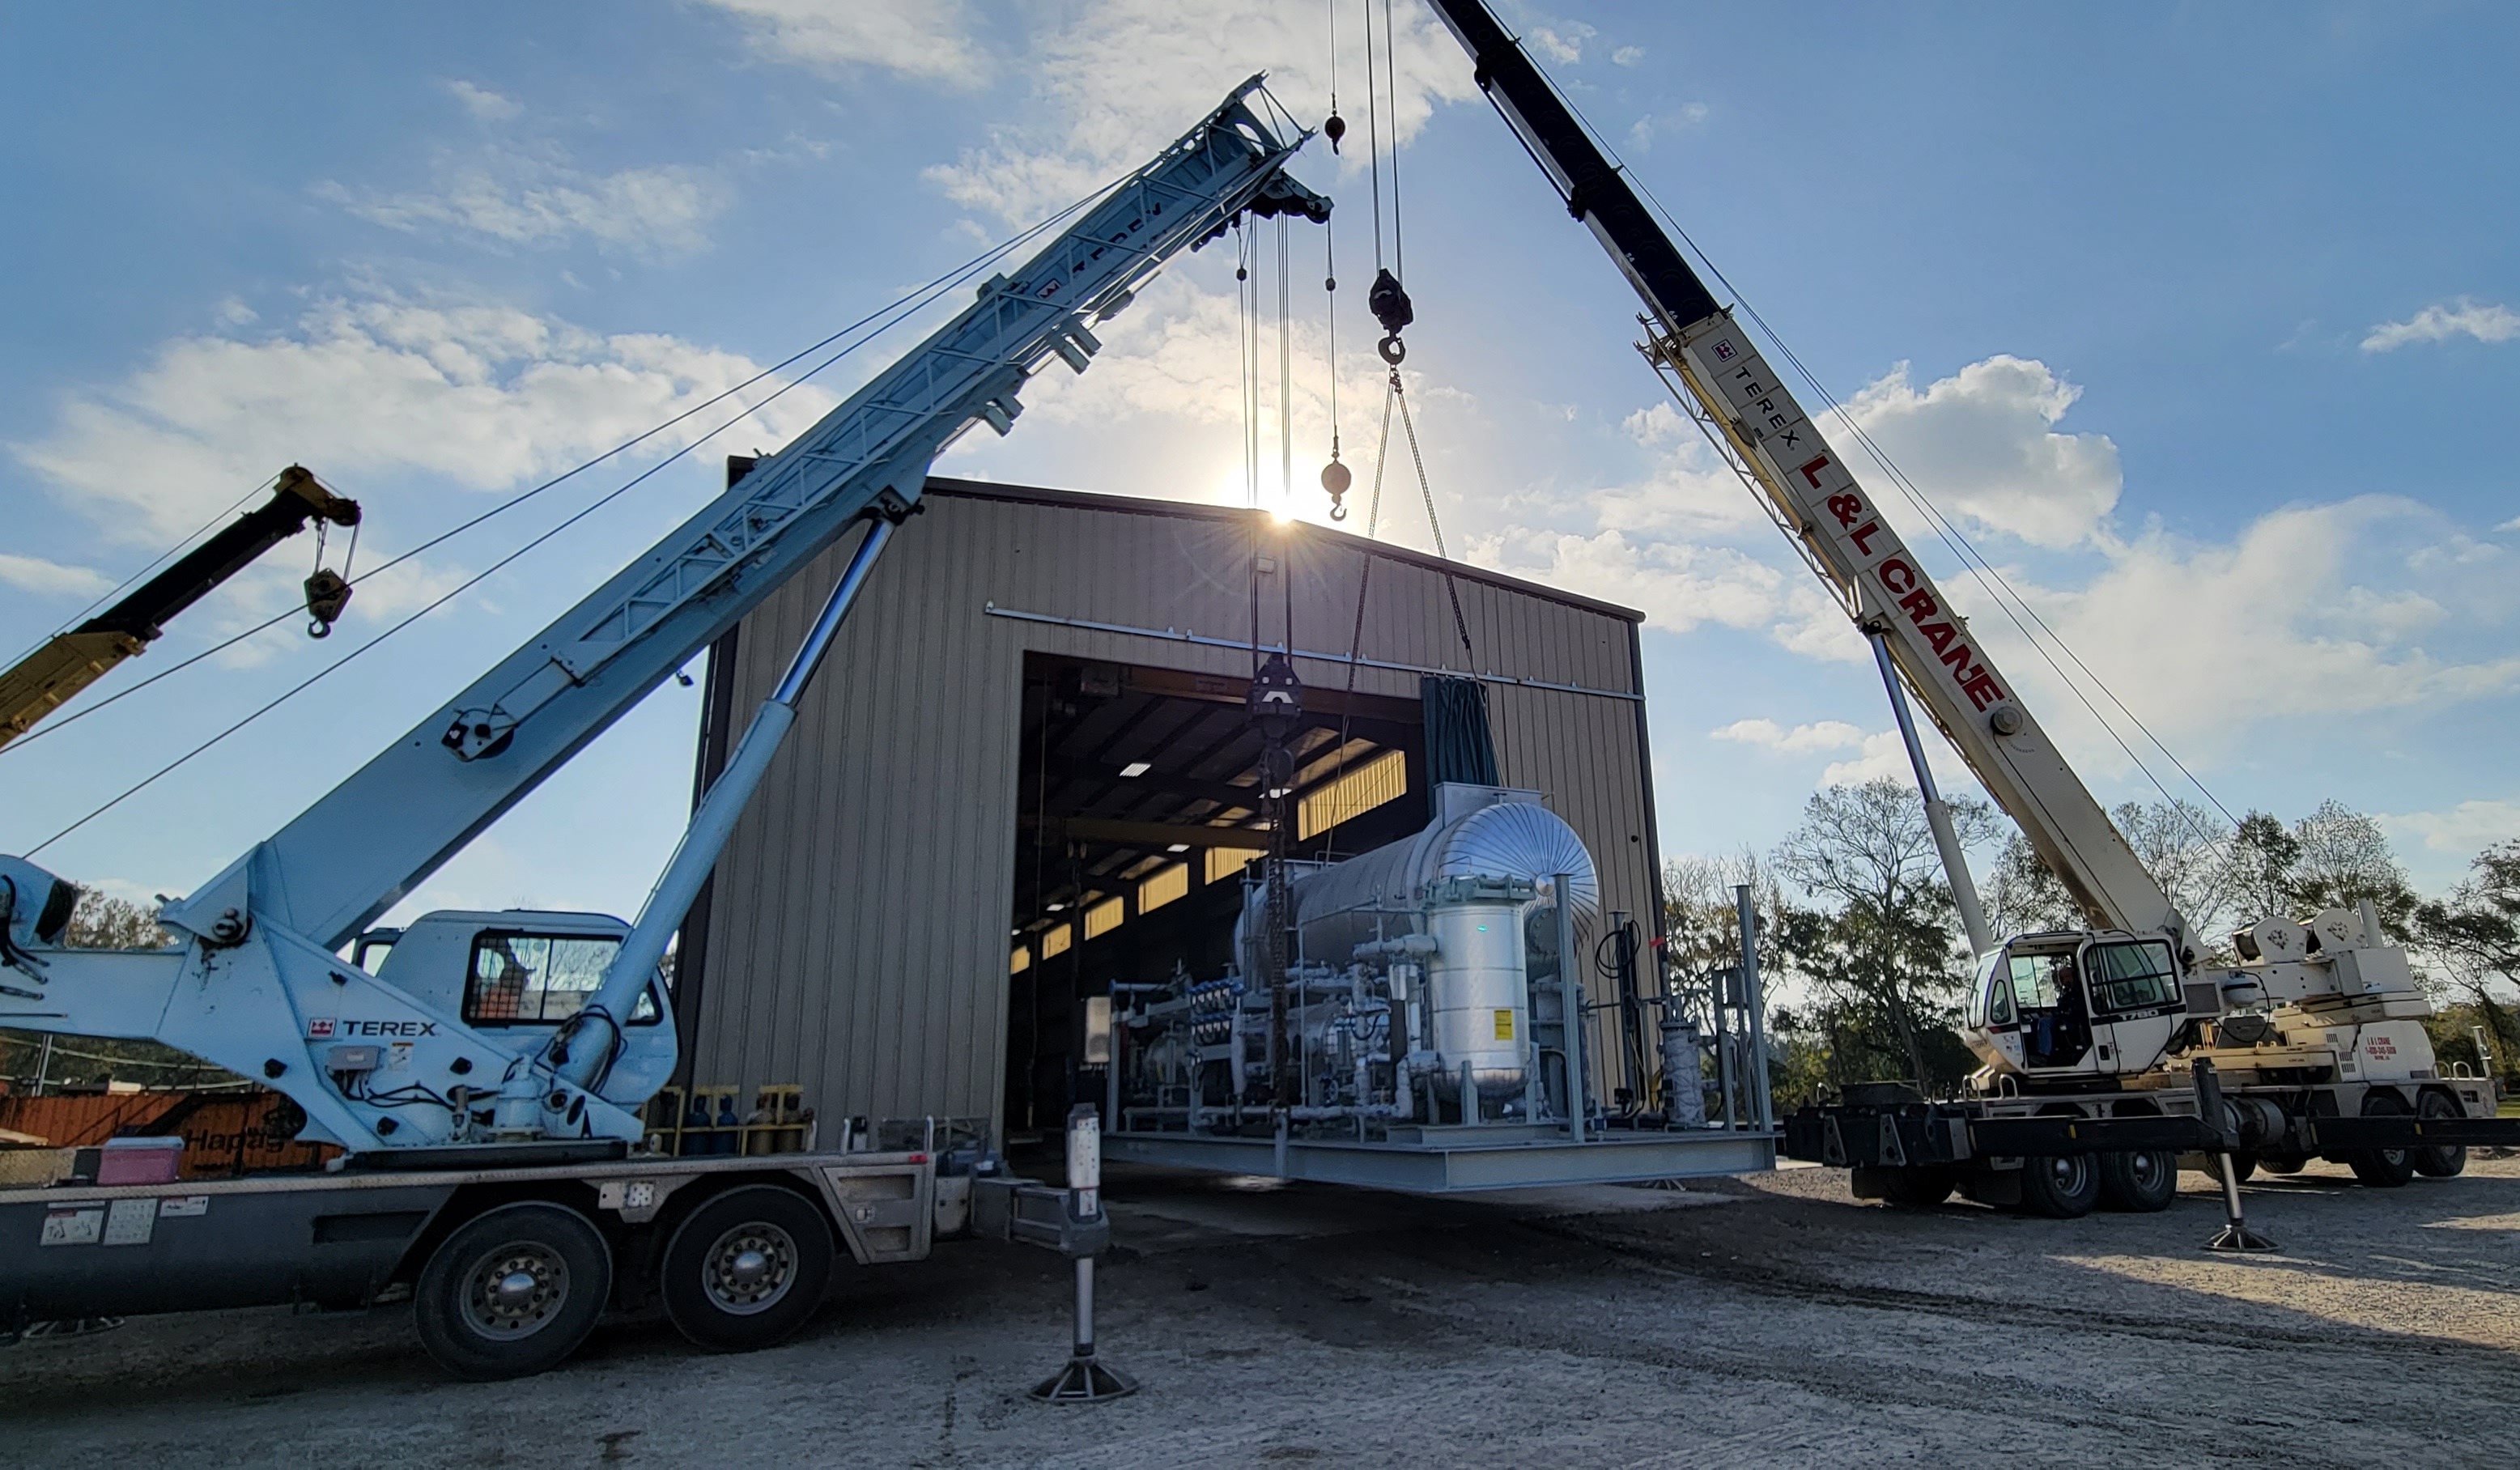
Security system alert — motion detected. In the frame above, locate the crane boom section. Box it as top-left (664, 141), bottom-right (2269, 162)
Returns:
top-left (1423, 0), bottom-right (2187, 950)
top-left (168, 79), bottom-right (1324, 951)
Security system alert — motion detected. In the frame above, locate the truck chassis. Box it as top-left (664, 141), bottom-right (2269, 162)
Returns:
top-left (1786, 1072), bottom-right (2516, 1217)
top-left (1, 1141), bottom-right (1096, 1379)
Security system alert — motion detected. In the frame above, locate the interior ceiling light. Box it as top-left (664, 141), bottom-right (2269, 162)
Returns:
top-left (1167, 843), bottom-right (1190, 853)
top-left (1047, 903), bottom-right (1068, 912)
top-left (1119, 761), bottom-right (1152, 778)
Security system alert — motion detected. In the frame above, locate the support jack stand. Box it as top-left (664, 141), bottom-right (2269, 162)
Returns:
top-left (1031, 1105), bottom-right (1137, 1404)
top-left (1031, 1258), bottom-right (1139, 1403)
top-left (2204, 1151), bottom-right (2278, 1253)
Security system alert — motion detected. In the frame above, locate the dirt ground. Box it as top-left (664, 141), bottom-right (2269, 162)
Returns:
top-left (3, 1156), bottom-right (2515, 1468)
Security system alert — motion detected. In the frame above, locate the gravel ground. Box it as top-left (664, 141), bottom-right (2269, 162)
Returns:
top-left (3, 1156), bottom-right (2514, 1468)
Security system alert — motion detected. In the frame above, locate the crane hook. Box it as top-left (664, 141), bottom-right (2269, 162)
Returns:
top-left (304, 568), bottom-right (351, 639)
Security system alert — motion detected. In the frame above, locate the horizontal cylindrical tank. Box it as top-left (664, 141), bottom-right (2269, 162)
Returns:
top-left (1235, 784), bottom-right (1599, 980)
top-left (1231, 785), bottom-right (1599, 1108)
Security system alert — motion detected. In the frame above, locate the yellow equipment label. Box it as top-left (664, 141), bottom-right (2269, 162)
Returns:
top-left (1494, 1009), bottom-right (1515, 1041)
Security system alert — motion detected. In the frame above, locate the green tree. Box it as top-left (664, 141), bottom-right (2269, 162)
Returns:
top-left (64, 891), bottom-right (172, 950)
top-left (1771, 780), bottom-right (1995, 1091)
top-left (2411, 839), bottom-right (2520, 1081)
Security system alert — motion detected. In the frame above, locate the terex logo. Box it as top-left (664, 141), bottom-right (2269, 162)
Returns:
top-left (308, 1018), bottom-right (439, 1039)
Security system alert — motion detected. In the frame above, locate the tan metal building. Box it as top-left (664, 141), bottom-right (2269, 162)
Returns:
top-left (674, 476), bottom-right (1665, 1139)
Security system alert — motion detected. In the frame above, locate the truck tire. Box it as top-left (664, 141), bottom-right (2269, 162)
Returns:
top-left (659, 1185), bottom-right (837, 1352)
top-left (414, 1202), bottom-right (613, 1381)
top-left (2259, 1153), bottom-right (2306, 1175)
top-left (2017, 1154), bottom-right (2100, 1218)
top-left (2413, 1090), bottom-right (2467, 1179)
top-left (2348, 1092), bottom-right (2417, 1188)
top-left (2097, 1149), bottom-right (2178, 1213)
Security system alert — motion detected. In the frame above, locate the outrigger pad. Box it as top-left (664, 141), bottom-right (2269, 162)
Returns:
top-left (2206, 1222), bottom-right (2280, 1253)
top-left (1031, 1352), bottom-right (1140, 1404)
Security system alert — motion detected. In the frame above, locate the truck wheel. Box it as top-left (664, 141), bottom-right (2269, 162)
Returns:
top-left (414, 1202), bottom-right (613, 1381)
top-left (2018, 1154), bottom-right (2100, 1218)
top-left (1880, 1166), bottom-right (1955, 1208)
top-left (2348, 1092), bottom-right (2417, 1188)
top-left (660, 1185), bottom-right (836, 1352)
top-left (2413, 1090), bottom-right (2467, 1179)
top-left (2259, 1153), bottom-right (2306, 1175)
top-left (2097, 1149), bottom-right (2178, 1213)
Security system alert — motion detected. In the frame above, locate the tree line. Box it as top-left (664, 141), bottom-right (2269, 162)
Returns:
top-left (1662, 779), bottom-right (2520, 1110)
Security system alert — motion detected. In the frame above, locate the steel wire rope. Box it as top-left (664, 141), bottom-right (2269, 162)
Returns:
top-left (2, 185), bottom-right (1112, 765)
top-left (1360, 0), bottom-right (1386, 272)
top-left (21, 172), bottom-right (1137, 852)
top-left (1517, 48), bottom-right (2237, 840)
top-left (1379, 0), bottom-right (1404, 277)
top-left (1279, 213), bottom-right (1296, 648)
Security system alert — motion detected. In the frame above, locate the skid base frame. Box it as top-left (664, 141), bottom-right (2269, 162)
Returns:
top-left (1103, 1128), bottom-right (1777, 1192)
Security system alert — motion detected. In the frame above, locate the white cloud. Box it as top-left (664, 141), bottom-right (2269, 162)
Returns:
top-left (1612, 45), bottom-right (1645, 66)
top-left (699, 0), bottom-right (984, 87)
top-left (1626, 103), bottom-right (1707, 154)
top-left (11, 293), bottom-right (839, 546)
top-left (1711, 718), bottom-right (1865, 754)
top-left (2501, 514), bottom-right (2520, 533)
top-left (446, 79), bottom-right (522, 121)
top-left (917, 0), bottom-right (1477, 227)
top-left (1971, 496), bottom-right (2520, 758)
top-left (1838, 355), bottom-right (2120, 548)
top-left (317, 147), bottom-right (732, 257)
top-left (2361, 299), bottom-right (2520, 353)
top-left (1526, 23), bottom-right (1594, 64)
top-left (1467, 525), bottom-right (1865, 661)
top-left (0, 552), bottom-right (113, 598)
top-left (2382, 800), bottom-right (2520, 857)
top-left (1708, 716), bottom-right (1974, 792)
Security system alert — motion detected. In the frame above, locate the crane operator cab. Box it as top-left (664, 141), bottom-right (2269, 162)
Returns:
top-left (355, 910), bottom-right (679, 1110)
top-left (1965, 932), bottom-right (2187, 1087)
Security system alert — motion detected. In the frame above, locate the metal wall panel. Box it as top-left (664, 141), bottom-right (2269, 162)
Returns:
top-left (688, 480), bottom-right (1659, 1131)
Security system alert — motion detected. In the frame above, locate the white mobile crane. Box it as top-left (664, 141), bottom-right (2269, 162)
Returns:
top-left (0, 79), bottom-right (1328, 1376)
top-left (1421, 0), bottom-right (2513, 1220)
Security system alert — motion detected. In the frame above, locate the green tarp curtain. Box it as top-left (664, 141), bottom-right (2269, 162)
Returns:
top-left (1421, 675), bottom-right (1499, 788)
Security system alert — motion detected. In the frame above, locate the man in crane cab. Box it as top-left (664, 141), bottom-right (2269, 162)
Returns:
top-left (2011, 948), bottom-right (2092, 1070)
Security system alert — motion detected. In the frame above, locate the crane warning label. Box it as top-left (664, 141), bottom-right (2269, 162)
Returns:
top-left (1494, 1009), bottom-right (1516, 1041)
top-left (40, 1206), bottom-right (104, 1247)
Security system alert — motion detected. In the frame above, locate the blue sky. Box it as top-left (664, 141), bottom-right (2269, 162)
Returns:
top-left (2, 1), bottom-right (2514, 931)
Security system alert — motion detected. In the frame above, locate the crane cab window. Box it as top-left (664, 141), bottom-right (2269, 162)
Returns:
top-left (2087, 941), bottom-right (2180, 1016)
top-left (1972, 951), bottom-right (2014, 1027)
top-left (465, 933), bottom-right (661, 1026)
top-left (2006, 951), bottom-right (2076, 1011)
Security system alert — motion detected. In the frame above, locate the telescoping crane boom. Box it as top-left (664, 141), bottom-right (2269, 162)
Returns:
top-left (0, 78), bottom-right (1329, 1157)
top-left (1421, 0), bottom-right (2450, 1099)
top-left (1, 465), bottom-right (360, 750)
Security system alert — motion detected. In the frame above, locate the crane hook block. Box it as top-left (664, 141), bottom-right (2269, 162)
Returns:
top-left (304, 568), bottom-right (352, 639)
top-left (1368, 267), bottom-right (1413, 338)
top-left (1369, 267), bottom-right (1413, 365)
top-left (1324, 111), bottom-right (1346, 153)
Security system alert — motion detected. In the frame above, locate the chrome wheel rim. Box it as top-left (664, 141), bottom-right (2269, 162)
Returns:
top-left (461, 1242), bottom-right (569, 1340)
top-left (702, 1221), bottom-right (797, 1315)
top-left (2046, 1156), bottom-right (2090, 1194)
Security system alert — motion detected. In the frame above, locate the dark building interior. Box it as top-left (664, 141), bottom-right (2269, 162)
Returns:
top-left (1003, 652), bottom-right (1450, 1135)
